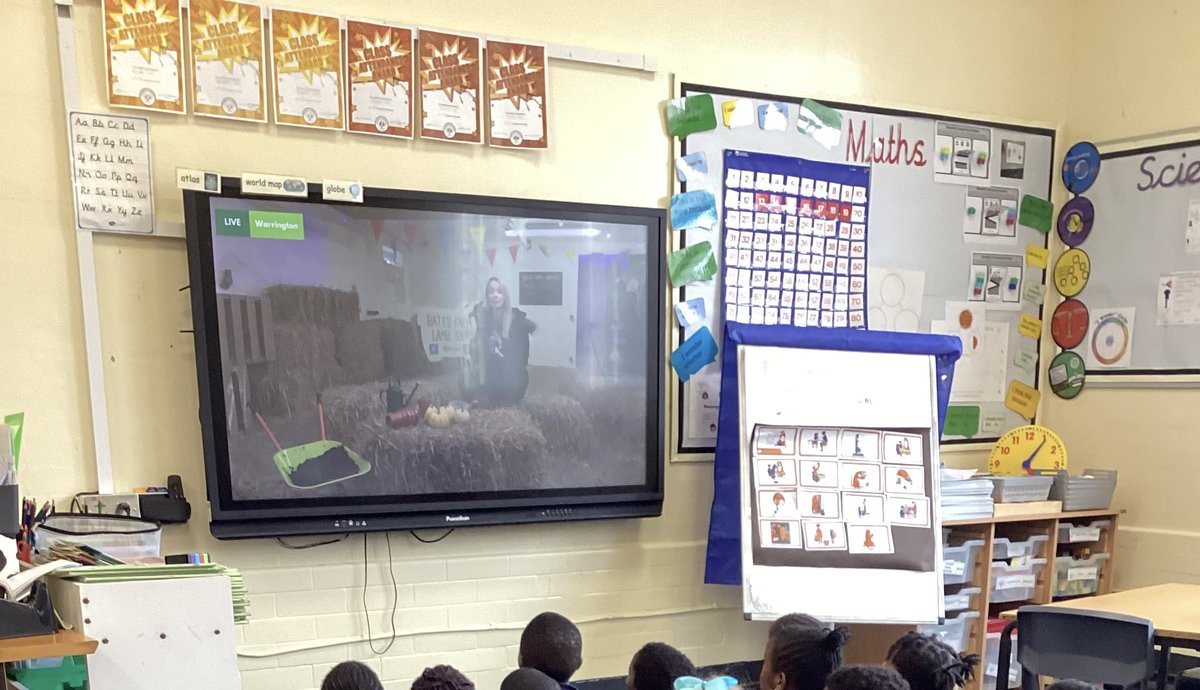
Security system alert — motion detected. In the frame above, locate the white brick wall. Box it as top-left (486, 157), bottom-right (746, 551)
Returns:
top-left (196, 464), bottom-right (771, 690)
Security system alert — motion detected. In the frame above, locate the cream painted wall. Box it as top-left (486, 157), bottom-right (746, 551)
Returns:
top-left (1, 1), bottom-right (1073, 688)
top-left (1044, 0), bottom-right (1200, 590)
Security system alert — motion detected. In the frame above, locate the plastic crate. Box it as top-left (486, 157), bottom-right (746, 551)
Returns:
top-left (991, 535), bottom-right (1049, 560)
top-left (943, 540), bottom-right (986, 586)
top-left (1054, 553), bottom-right (1110, 597)
top-left (989, 475), bottom-right (1054, 503)
top-left (1056, 519), bottom-right (1111, 544)
top-left (944, 586), bottom-right (981, 613)
top-left (984, 625), bottom-right (1020, 690)
top-left (989, 558), bottom-right (1047, 604)
top-left (1044, 469), bottom-right (1117, 511)
top-left (919, 610), bottom-right (980, 654)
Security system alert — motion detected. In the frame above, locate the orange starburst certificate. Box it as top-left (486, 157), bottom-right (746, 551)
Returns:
top-left (102, 0), bottom-right (186, 113)
top-left (187, 0), bottom-right (265, 122)
top-left (346, 20), bottom-right (413, 138)
top-left (417, 29), bottom-right (482, 144)
top-left (486, 40), bottom-right (548, 150)
top-left (269, 8), bottom-right (343, 129)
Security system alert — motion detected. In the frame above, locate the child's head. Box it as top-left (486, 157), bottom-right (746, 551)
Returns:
top-left (627, 642), bottom-right (699, 690)
top-left (885, 632), bottom-right (979, 690)
top-left (759, 613), bottom-right (852, 690)
top-left (411, 665), bottom-right (475, 690)
top-left (502, 668), bottom-right (563, 690)
top-left (825, 666), bottom-right (910, 690)
top-left (321, 661), bottom-right (384, 690)
top-left (1046, 681), bottom-right (1098, 690)
top-left (519, 612), bottom-right (583, 683)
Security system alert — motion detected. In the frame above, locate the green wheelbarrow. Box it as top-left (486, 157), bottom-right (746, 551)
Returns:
top-left (256, 402), bottom-right (371, 490)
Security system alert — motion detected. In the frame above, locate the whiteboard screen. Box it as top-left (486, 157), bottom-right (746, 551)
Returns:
top-left (738, 345), bottom-right (943, 624)
top-left (675, 84), bottom-right (1055, 452)
top-left (1083, 140), bottom-right (1200, 375)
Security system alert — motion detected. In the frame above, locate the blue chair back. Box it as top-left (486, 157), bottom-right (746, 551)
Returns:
top-left (996, 606), bottom-right (1154, 690)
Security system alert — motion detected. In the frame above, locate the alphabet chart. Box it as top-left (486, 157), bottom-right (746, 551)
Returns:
top-left (68, 112), bottom-right (155, 234)
top-left (722, 150), bottom-right (871, 329)
top-left (750, 424), bottom-right (932, 571)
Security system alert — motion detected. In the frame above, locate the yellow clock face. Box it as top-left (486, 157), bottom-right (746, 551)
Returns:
top-left (989, 424), bottom-right (1068, 476)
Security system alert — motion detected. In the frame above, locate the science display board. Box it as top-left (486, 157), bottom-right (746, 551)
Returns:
top-left (673, 84), bottom-right (1056, 454)
top-left (738, 344), bottom-right (943, 623)
top-left (1078, 139), bottom-right (1200, 378)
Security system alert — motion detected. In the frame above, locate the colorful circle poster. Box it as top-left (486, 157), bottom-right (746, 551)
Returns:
top-left (1049, 351), bottom-right (1086, 399)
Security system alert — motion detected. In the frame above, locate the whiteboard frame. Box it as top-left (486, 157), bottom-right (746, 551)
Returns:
top-left (1084, 138), bottom-right (1200, 387)
top-left (670, 82), bottom-right (1056, 459)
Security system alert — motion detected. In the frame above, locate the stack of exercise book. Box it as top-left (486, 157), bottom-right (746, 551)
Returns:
top-left (940, 468), bottom-right (994, 521)
top-left (54, 562), bottom-right (249, 624)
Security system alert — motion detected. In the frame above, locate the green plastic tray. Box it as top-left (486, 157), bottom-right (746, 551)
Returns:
top-left (272, 440), bottom-right (370, 490)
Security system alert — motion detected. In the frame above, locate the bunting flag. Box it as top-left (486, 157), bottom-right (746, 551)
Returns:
top-left (538, 244), bottom-right (549, 257)
top-left (437, 229), bottom-right (454, 255)
top-left (508, 244), bottom-right (521, 262)
top-left (371, 218), bottom-right (384, 246)
top-left (486, 247), bottom-right (497, 265)
top-left (469, 226), bottom-right (486, 253)
top-left (403, 223), bottom-right (420, 250)
top-left (565, 249), bottom-right (577, 262)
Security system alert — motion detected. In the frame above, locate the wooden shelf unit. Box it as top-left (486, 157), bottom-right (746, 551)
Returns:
top-left (844, 509), bottom-right (1121, 689)
top-left (948, 509), bottom-right (1120, 690)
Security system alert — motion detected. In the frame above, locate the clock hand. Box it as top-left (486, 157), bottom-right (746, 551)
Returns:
top-left (1020, 438), bottom-right (1047, 475)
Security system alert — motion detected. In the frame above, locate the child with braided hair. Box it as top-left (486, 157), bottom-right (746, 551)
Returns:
top-left (886, 631), bottom-right (980, 690)
top-left (759, 613), bottom-right (852, 690)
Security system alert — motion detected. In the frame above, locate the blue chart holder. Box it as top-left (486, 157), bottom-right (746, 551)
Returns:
top-left (703, 324), bottom-right (963, 586)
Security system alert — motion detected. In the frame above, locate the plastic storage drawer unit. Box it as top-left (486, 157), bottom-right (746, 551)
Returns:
top-left (1054, 553), bottom-right (1110, 597)
top-left (943, 540), bottom-right (986, 586)
top-left (989, 558), bottom-right (1047, 604)
top-left (920, 610), bottom-right (980, 654)
top-left (1057, 519), bottom-right (1111, 544)
top-left (992, 535), bottom-right (1050, 560)
top-left (944, 586), bottom-right (982, 613)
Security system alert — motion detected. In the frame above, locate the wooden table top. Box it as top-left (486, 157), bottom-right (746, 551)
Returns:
top-left (1001, 583), bottom-right (1200, 642)
top-left (0, 629), bottom-right (98, 663)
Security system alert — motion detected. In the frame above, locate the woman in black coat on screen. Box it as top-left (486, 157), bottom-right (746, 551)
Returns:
top-left (470, 276), bottom-right (536, 405)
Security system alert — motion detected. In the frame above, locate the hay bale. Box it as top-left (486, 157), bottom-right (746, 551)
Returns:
top-left (321, 376), bottom-right (463, 443)
top-left (347, 407), bottom-right (549, 495)
top-left (380, 318), bottom-right (430, 377)
top-left (335, 320), bottom-right (386, 383)
top-left (267, 285), bottom-right (360, 328)
top-left (247, 324), bottom-right (343, 417)
top-left (519, 393), bottom-right (591, 455)
top-left (571, 384), bottom-right (647, 452)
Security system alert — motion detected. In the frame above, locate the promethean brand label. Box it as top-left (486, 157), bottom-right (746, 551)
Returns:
top-left (445, 515), bottom-right (470, 522)
top-left (216, 209), bottom-right (305, 239)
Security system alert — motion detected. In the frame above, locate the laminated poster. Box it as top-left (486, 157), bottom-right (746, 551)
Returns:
top-left (419, 30), bottom-right (482, 143)
top-left (346, 20), bottom-right (414, 138)
top-left (486, 40), bottom-right (548, 149)
top-left (103, 0), bottom-right (186, 113)
top-left (188, 0), bottom-right (266, 122)
top-left (270, 8), bottom-right (344, 130)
